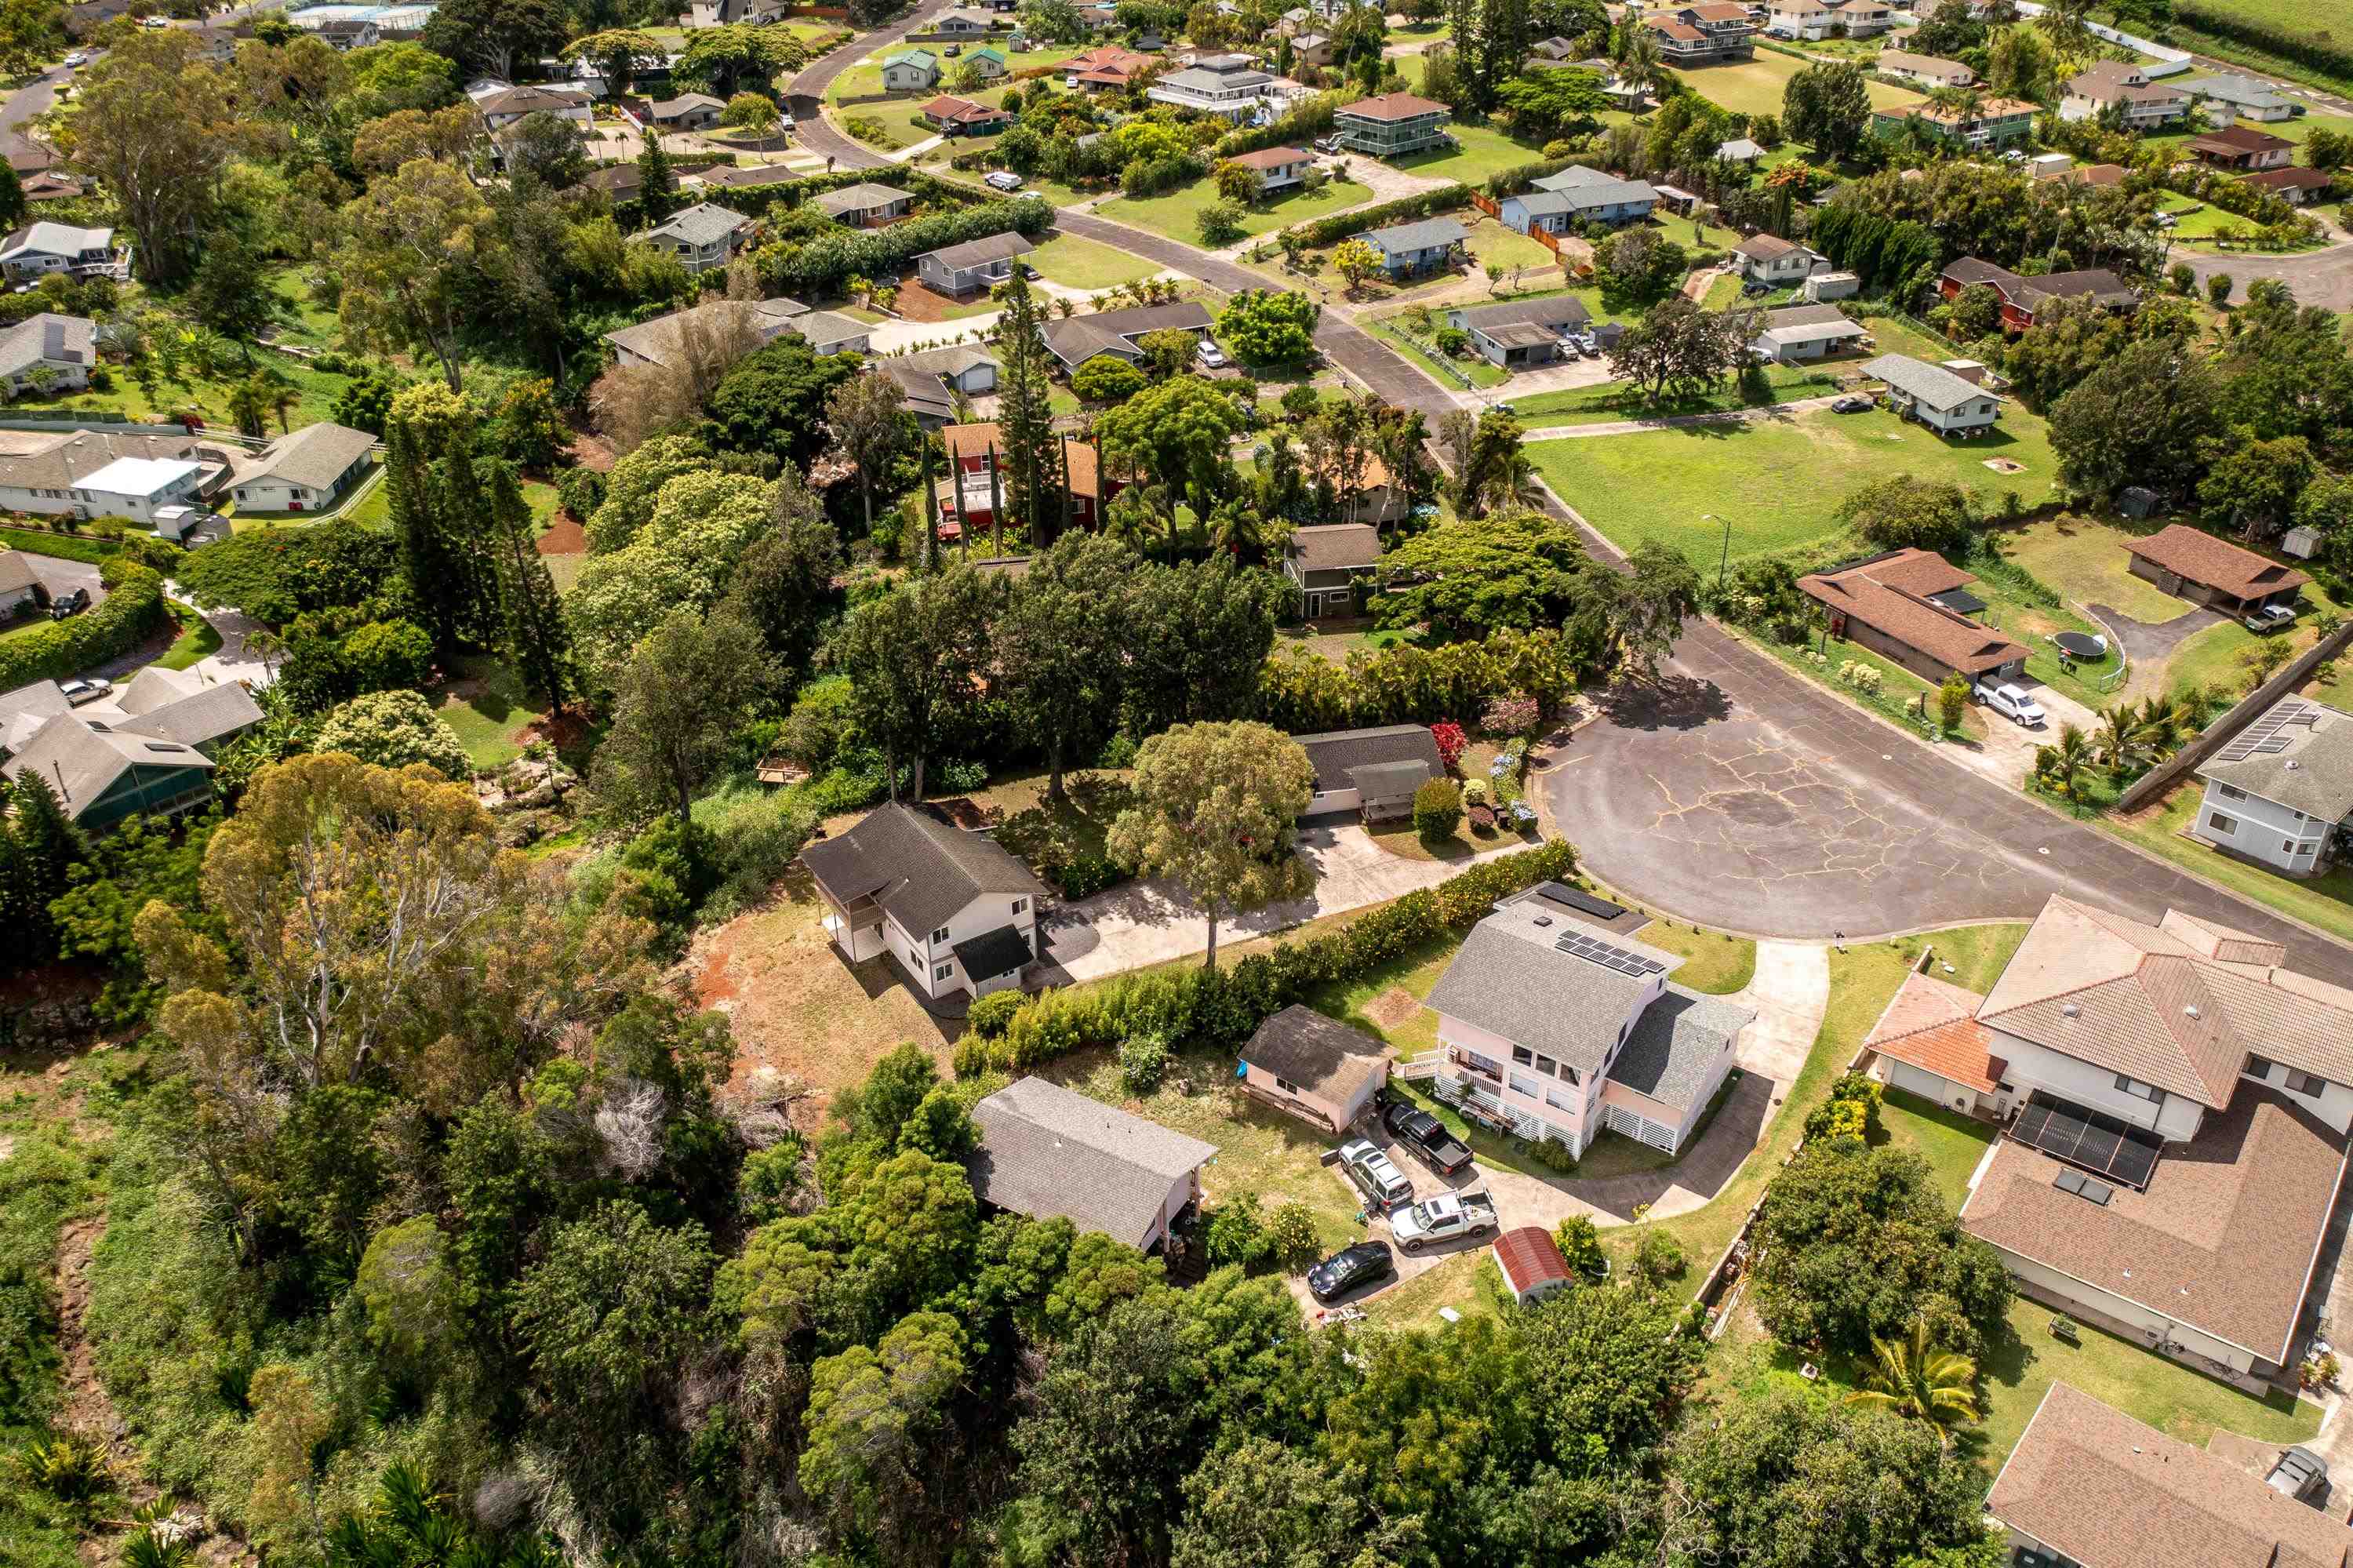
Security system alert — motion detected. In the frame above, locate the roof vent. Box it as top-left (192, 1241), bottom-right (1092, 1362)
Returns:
top-left (2185, 1004), bottom-right (2201, 1019)
top-left (1531, 915), bottom-right (1552, 927)
top-left (2061, 1002), bottom-right (2080, 1018)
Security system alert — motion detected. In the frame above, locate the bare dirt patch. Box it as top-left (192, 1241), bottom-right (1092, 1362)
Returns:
top-left (691, 866), bottom-right (957, 1127)
top-left (1983, 457), bottom-right (2025, 474)
top-left (1362, 985), bottom-right (1424, 1032)
top-left (566, 424), bottom-right (619, 473)
top-left (536, 514), bottom-right (587, 555)
top-left (891, 277), bottom-right (974, 322)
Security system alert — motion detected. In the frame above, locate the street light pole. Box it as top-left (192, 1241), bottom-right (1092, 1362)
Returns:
top-left (1706, 512), bottom-right (1731, 591)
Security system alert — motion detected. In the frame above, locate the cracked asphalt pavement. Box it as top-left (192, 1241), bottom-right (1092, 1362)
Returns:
top-left (1551, 620), bottom-right (2353, 987)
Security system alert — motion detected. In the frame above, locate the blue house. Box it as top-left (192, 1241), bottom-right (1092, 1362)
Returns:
top-left (1500, 166), bottom-right (1658, 234)
top-left (1360, 216), bottom-right (1467, 279)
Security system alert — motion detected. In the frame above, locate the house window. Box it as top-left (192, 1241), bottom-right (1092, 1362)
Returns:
top-left (1544, 1086), bottom-right (1575, 1112)
top-left (2287, 1069), bottom-right (2329, 1097)
top-left (2217, 784), bottom-right (2248, 802)
top-left (2286, 839), bottom-right (2300, 856)
top-left (1511, 1046), bottom-right (1534, 1067)
top-left (1509, 1073), bottom-right (1541, 1098)
top-left (933, 963), bottom-right (954, 980)
top-left (2249, 1054), bottom-right (2277, 1078)
top-left (1273, 1075), bottom-right (1302, 1095)
top-left (932, 926), bottom-right (951, 944)
top-left (1013, 897), bottom-right (1028, 915)
top-left (2114, 1074), bottom-right (2163, 1104)
top-left (2208, 812), bottom-right (2238, 836)
top-left (1535, 1053), bottom-right (1558, 1078)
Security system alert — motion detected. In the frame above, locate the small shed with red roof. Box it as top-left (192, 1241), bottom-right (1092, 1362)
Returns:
top-left (1492, 1226), bottom-right (1574, 1307)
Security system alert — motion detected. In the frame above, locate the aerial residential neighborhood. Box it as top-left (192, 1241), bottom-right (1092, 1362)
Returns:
top-left (11, 0), bottom-right (2353, 1563)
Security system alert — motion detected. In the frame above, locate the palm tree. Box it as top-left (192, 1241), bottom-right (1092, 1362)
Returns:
top-left (2092, 704), bottom-right (2155, 780)
top-left (269, 380), bottom-right (299, 436)
top-left (2039, 722), bottom-right (2093, 801)
top-left (227, 373), bottom-right (270, 439)
top-left (1843, 1319), bottom-right (1981, 1446)
top-left (1619, 31), bottom-right (1669, 115)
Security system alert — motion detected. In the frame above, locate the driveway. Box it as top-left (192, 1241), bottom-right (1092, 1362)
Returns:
top-left (1038, 822), bottom-right (1527, 983)
top-left (2093, 598), bottom-right (2226, 675)
top-left (16, 550), bottom-right (100, 606)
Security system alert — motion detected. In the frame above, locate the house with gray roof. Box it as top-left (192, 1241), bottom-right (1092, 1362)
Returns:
top-left (647, 91), bottom-right (726, 129)
top-left (1282, 522), bottom-right (1381, 618)
top-left (2183, 71), bottom-right (2297, 122)
top-left (1506, 166), bottom-right (1658, 231)
top-left (798, 800), bottom-right (1050, 1002)
top-left (786, 310), bottom-right (874, 357)
top-left (2193, 697), bottom-right (2353, 877)
top-left (915, 231), bottom-right (1034, 296)
top-left (602, 297), bottom-right (809, 372)
top-left (635, 202), bottom-right (755, 274)
top-left (882, 48), bottom-right (940, 91)
top-left (1, 666), bottom-right (262, 830)
top-left (0, 550), bottom-right (42, 622)
top-left (1040, 300), bottom-right (1214, 370)
top-left (1421, 886), bottom-right (1752, 1156)
top-left (228, 422), bottom-right (377, 514)
top-left (966, 1076), bottom-right (1217, 1251)
top-left (1359, 216), bottom-right (1467, 278)
top-left (0, 312), bottom-right (94, 395)
top-left (1291, 723), bottom-right (1443, 820)
top-left (1748, 302), bottom-right (1869, 365)
top-left (1445, 295), bottom-right (1593, 369)
top-left (882, 344), bottom-right (1001, 427)
top-left (813, 181), bottom-right (914, 227)
top-left (1863, 352), bottom-right (2001, 437)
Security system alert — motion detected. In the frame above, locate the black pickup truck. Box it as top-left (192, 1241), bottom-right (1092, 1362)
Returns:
top-left (1383, 1100), bottom-right (1475, 1177)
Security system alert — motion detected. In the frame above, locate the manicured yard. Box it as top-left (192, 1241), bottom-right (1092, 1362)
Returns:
top-left (1383, 122), bottom-right (1551, 186)
top-left (1965, 567), bottom-right (2133, 712)
top-left (1462, 218), bottom-right (1562, 277)
top-left (1507, 361), bottom-right (1844, 424)
top-left (1096, 173), bottom-right (1372, 246)
top-left (435, 658), bottom-right (549, 773)
top-left (1026, 229), bottom-right (1164, 289)
top-left (1875, 1086), bottom-right (1995, 1210)
top-left (1637, 920), bottom-right (1757, 995)
top-left (2102, 780), bottom-right (2353, 948)
top-left (1529, 404), bottom-right (2062, 569)
top-left (153, 610), bottom-right (221, 672)
top-left (1669, 52), bottom-right (1922, 118)
top-left (2162, 584), bottom-right (2345, 700)
top-left (1998, 515), bottom-right (2192, 624)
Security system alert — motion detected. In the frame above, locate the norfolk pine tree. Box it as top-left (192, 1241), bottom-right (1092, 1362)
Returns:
top-left (489, 460), bottom-right (574, 711)
top-left (992, 270), bottom-right (1058, 542)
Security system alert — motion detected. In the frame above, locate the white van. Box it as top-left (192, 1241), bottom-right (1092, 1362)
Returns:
top-left (1974, 681), bottom-right (2046, 727)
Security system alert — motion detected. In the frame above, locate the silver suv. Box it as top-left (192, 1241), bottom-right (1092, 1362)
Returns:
top-left (1338, 1138), bottom-right (1413, 1213)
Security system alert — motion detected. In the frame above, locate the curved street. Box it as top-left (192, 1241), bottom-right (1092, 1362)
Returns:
top-left (791, 5), bottom-right (2353, 983)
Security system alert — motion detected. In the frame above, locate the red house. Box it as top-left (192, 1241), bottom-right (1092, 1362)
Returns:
top-left (937, 421), bottom-right (1127, 537)
top-left (1938, 256), bottom-right (2137, 331)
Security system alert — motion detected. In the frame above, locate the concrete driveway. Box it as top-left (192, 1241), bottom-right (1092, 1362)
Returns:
top-left (1039, 822), bottom-right (1527, 983)
top-left (17, 550), bottom-right (100, 606)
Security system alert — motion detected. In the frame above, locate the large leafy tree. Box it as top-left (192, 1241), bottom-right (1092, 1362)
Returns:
top-left (564, 27), bottom-right (665, 99)
top-left (996, 533), bottom-right (1141, 800)
top-left (2048, 337), bottom-right (2224, 502)
top-left (313, 689), bottom-right (474, 779)
top-left (63, 29), bottom-right (242, 285)
top-left (420, 0), bottom-right (567, 79)
top-left (1605, 297), bottom-right (1761, 409)
top-left (1118, 555), bottom-right (1283, 737)
top-left (1096, 376), bottom-right (1248, 544)
top-left (336, 157), bottom-right (501, 393)
top-left (1215, 289), bottom-right (1320, 366)
top-left (1373, 509), bottom-right (1591, 641)
top-left (513, 1200), bottom-right (713, 1413)
top-left (1107, 720), bottom-right (1315, 967)
top-left (834, 566), bottom-right (998, 803)
top-left (716, 464), bottom-right (842, 686)
top-left (591, 606), bottom-right (774, 824)
top-left (825, 369), bottom-right (912, 543)
top-left (673, 22), bottom-right (797, 98)
top-left (1781, 60), bottom-right (1872, 160)
top-left (991, 269), bottom-right (1060, 540)
top-left (706, 334), bottom-right (864, 471)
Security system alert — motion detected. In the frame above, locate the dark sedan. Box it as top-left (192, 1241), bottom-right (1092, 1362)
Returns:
top-left (1306, 1240), bottom-right (1395, 1303)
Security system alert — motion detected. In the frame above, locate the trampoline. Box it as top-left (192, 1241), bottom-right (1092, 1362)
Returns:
top-left (2052, 631), bottom-right (2107, 660)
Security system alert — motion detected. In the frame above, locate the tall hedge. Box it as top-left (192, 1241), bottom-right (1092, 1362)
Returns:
top-left (1214, 92), bottom-right (1344, 161)
top-left (954, 838), bottom-right (1580, 1075)
top-left (1486, 156), bottom-right (1579, 199)
top-left (1809, 205), bottom-right (1942, 289)
top-left (1291, 184), bottom-right (1474, 248)
top-left (761, 195), bottom-right (1055, 294)
top-left (0, 562), bottom-right (169, 689)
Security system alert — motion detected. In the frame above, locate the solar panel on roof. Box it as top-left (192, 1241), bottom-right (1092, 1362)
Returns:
top-left (1552, 930), bottom-right (1665, 980)
top-left (2010, 1091), bottom-right (2163, 1190)
top-left (1536, 881), bottom-right (1625, 921)
top-left (2220, 706), bottom-right (2299, 762)
top-left (2053, 1168), bottom-right (2086, 1195)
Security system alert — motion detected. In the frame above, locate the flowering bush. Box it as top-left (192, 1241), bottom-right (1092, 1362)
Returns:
top-left (1430, 720), bottom-right (1468, 772)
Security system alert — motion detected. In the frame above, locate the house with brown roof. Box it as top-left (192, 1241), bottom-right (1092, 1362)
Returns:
top-left (1238, 1004), bottom-right (1390, 1131)
top-left (1641, 2), bottom-right (1756, 63)
top-left (2126, 523), bottom-right (2308, 617)
top-left (1062, 43), bottom-right (1150, 89)
top-left (1873, 48), bottom-right (1976, 89)
top-left (1948, 895), bottom-right (2353, 1374)
top-left (1332, 92), bottom-right (1454, 158)
top-left (1798, 548), bottom-right (2030, 685)
top-left (1862, 967), bottom-right (2008, 1116)
top-left (1227, 144), bottom-right (1315, 193)
top-left (2060, 60), bottom-right (2189, 129)
top-left (2188, 124), bottom-right (2296, 171)
top-left (1939, 256), bottom-right (2139, 329)
top-left (1872, 94), bottom-right (2038, 150)
top-left (919, 94), bottom-right (1015, 135)
top-left (2245, 166), bottom-right (2336, 206)
top-left (1988, 1382), bottom-right (2353, 1568)
top-left (1492, 1227), bottom-right (1575, 1307)
top-left (1732, 231), bottom-right (1825, 286)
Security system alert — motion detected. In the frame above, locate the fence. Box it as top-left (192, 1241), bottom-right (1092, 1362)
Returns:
top-left (2112, 620), bottom-right (2353, 813)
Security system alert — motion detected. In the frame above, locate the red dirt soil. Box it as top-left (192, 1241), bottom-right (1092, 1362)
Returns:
top-left (536, 514), bottom-right (587, 555)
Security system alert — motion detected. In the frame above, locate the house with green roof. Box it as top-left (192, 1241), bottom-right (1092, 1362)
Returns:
top-left (964, 45), bottom-right (1009, 79)
top-left (882, 49), bottom-right (940, 91)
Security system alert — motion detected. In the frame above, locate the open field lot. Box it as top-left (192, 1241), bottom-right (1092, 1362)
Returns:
top-left (1384, 122), bottom-right (1550, 186)
top-left (1507, 360), bottom-right (1842, 423)
top-left (1026, 229), bottom-right (1165, 289)
top-left (1097, 172), bottom-right (1372, 245)
top-left (1529, 404), bottom-right (2061, 569)
top-left (1669, 51), bottom-right (1922, 118)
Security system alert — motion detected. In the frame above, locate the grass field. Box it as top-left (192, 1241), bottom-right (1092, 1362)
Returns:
top-left (1997, 515), bottom-right (2189, 624)
top-left (436, 658), bottom-right (548, 773)
top-left (2103, 780), bottom-right (2353, 947)
top-left (1528, 404), bottom-right (2063, 569)
top-left (1508, 362), bottom-right (1844, 424)
top-left (1384, 122), bottom-right (1551, 186)
top-left (1027, 230), bottom-right (1163, 289)
top-left (1671, 51), bottom-right (1922, 118)
top-left (1096, 173), bottom-right (1371, 246)
top-left (2149, 0), bottom-right (2353, 96)
top-left (154, 609), bottom-right (221, 672)
top-left (1638, 920), bottom-right (1758, 994)
top-left (1876, 1087), bottom-right (1997, 1209)
top-left (1463, 219), bottom-right (1562, 276)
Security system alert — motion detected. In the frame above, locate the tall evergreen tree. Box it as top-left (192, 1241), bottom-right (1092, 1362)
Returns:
top-left (0, 163), bottom-right (29, 235)
top-left (638, 139), bottom-right (677, 225)
top-left (992, 271), bottom-right (1057, 542)
top-left (387, 383), bottom-right (498, 654)
top-left (489, 460), bottom-right (574, 711)
top-left (7, 773), bottom-right (89, 967)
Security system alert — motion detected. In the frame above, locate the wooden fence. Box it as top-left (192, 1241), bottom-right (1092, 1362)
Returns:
top-left (2113, 620), bottom-right (2353, 813)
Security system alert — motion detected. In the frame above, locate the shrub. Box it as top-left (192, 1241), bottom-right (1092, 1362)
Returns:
top-left (738, 1137), bottom-right (806, 1224)
top-left (314, 689), bottom-right (472, 779)
top-left (1554, 1213), bottom-right (1605, 1275)
top-left (1429, 719), bottom-right (1467, 771)
top-left (1119, 1031), bottom-right (1169, 1095)
top-left (966, 988), bottom-right (1025, 1039)
top-left (557, 464), bottom-right (607, 524)
top-left (340, 617), bottom-right (435, 693)
top-left (1937, 675), bottom-right (1968, 734)
top-left (1267, 1201), bottom-right (1319, 1268)
top-left (1803, 1069), bottom-right (1883, 1146)
top-left (1413, 777), bottom-right (1464, 840)
top-left (1529, 1135), bottom-right (1578, 1172)
top-left (1292, 185), bottom-right (1472, 248)
top-left (1202, 1192), bottom-right (1274, 1270)
top-left (1053, 850), bottom-right (1125, 898)
top-left (1632, 1229), bottom-right (1686, 1287)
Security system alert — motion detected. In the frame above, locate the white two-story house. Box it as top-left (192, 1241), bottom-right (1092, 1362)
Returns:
top-left (2193, 696), bottom-right (2353, 877)
top-left (1869, 894), bottom-right (2353, 1377)
top-left (635, 202), bottom-right (755, 275)
top-left (1147, 55), bottom-right (1278, 120)
top-left (800, 801), bottom-right (1052, 1002)
top-left (1420, 886), bottom-right (1755, 1157)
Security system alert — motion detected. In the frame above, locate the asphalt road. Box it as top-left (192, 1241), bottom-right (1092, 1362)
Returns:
top-left (791, 3), bottom-right (2353, 982)
top-left (2180, 238), bottom-right (2353, 314)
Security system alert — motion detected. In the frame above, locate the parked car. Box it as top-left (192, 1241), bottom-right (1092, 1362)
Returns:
top-left (58, 677), bottom-right (111, 704)
top-left (48, 587), bottom-right (89, 620)
top-left (1314, 134), bottom-right (1342, 153)
top-left (984, 170), bottom-right (1023, 191)
top-left (1831, 395), bottom-right (1873, 413)
top-left (1019, 262), bottom-right (1041, 279)
top-left (1973, 681), bottom-right (2046, 728)
top-left (1337, 1138), bottom-right (1413, 1213)
top-left (62, 51), bottom-right (87, 67)
top-left (1305, 1239), bottom-right (1395, 1302)
top-left (1387, 1189), bottom-right (1498, 1253)
top-left (1197, 340), bottom-right (1227, 369)
top-left (1383, 1101), bottom-right (1473, 1176)
top-left (944, 41), bottom-right (963, 53)
top-left (1742, 279), bottom-right (1769, 297)
top-left (2244, 602), bottom-right (2297, 633)
top-left (2269, 1446), bottom-right (2329, 1505)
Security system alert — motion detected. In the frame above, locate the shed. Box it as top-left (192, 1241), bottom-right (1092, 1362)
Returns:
top-left (1238, 1004), bottom-right (1390, 1131)
top-left (1492, 1226), bottom-right (1573, 1306)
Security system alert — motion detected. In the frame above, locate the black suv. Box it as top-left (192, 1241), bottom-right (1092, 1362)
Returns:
top-left (49, 587), bottom-right (89, 620)
top-left (1383, 1101), bottom-right (1474, 1177)
top-left (1306, 1240), bottom-right (1394, 1303)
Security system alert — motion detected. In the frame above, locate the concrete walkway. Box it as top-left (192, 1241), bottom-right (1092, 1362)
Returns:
top-left (1038, 821), bottom-right (1529, 984)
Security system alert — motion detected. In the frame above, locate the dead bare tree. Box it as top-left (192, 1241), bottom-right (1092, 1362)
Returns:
top-left (589, 299), bottom-right (764, 454)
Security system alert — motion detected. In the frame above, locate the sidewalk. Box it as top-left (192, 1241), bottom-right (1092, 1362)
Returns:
top-left (1521, 395), bottom-right (1844, 442)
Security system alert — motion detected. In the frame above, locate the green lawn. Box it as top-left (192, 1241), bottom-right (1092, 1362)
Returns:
top-left (1966, 567), bottom-right (2131, 713)
top-left (2101, 780), bottom-right (2353, 948)
top-left (1875, 1086), bottom-right (1995, 1209)
top-left (1096, 174), bottom-right (1372, 246)
top-left (435, 659), bottom-right (548, 773)
top-left (1380, 122), bottom-right (1550, 186)
top-left (1670, 52), bottom-right (1922, 118)
top-left (1638, 919), bottom-right (1758, 995)
top-left (1026, 230), bottom-right (1163, 289)
top-left (1463, 220), bottom-right (1562, 276)
top-left (2164, 584), bottom-right (2346, 699)
top-left (1999, 515), bottom-right (2193, 624)
top-left (153, 609), bottom-right (221, 672)
top-left (1508, 362), bottom-right (1844, 425)
top-left (1598, 925), bottom-right (2028, 1286)
top-left (1529, 404), bottom-right (2062, 569)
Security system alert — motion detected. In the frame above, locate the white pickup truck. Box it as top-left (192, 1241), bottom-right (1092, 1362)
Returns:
top-left (1387, 1190), bottom-right (1498, 1253)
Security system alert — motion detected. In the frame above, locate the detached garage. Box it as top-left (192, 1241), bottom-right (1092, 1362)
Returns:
top-left (1860, 966), bottom-right (2009, 1119)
